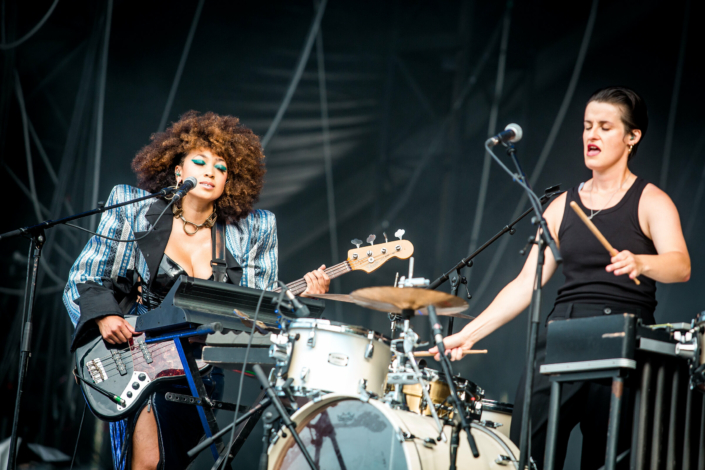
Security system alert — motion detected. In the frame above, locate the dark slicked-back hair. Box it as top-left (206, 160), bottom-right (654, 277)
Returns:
top-left (588, 86), bottom-right (648, 160)
top-left (132, 111), bottom-right (266, 223)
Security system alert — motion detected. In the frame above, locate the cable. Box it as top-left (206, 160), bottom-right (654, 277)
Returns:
top-left (0, 0), bottom-right (61, 50)
top-left (214, 281), bottom-right (275, 470)
top-left (69, 403), bottom-right (87, 470)
top-left (63, 198), bottom-right (175, 243)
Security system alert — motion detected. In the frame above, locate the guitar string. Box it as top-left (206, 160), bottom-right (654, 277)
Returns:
top-left (90, 258), bottom-right (360, 364)
top-left (87, 253), bottom-right (395, 378)
top-left (89, 263), bottom-right (350, 365)
top-left (280, 263), bottom-right (350, 292)
top-left (91, 343), bottom-right (175, 377)
top-left (93, 345), bottom-right (189, 380)
top-left (283, 263), bottom-right (353, 293)
top-left (98, 345), bottom-right (207, 381)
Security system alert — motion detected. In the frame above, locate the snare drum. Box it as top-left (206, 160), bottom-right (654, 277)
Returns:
top-left (273, 319), bottom-right (391, 396)
top-left (480, 400), bottom-right (513, 439)
top-left (402, 369), bottom-right (483, 420)
top-left (267, 394), bottom-right (519, 470)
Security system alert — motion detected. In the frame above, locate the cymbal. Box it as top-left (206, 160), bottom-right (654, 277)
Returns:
top-left (350, 287), bottom-right (472, 319)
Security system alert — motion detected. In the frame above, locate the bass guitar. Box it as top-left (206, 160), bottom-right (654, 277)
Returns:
top-left (74, 232), bottom-right (413, 421)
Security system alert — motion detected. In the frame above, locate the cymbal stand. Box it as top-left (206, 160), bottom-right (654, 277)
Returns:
top-left (427, 305), bottom-right (480, 459)
top-left (400, 308), bottom-right (446, 442)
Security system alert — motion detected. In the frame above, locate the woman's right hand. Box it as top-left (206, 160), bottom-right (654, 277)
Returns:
top-left (95, 316), bottom-right (139, 344)
top-left (428, 329), bottom-right (475, 362)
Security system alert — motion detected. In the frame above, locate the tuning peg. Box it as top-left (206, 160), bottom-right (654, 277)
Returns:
top-left (351, 238), bottom-right (362, 248)
top-left (395, 229), bottom-right (405, 240)
top-left (367, 234), bottom-right (376, 245)
top-left (383, 232), bottom-right (389, 243)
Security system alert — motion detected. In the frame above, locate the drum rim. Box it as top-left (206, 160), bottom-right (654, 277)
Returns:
top-left (481, 399), bottom-right (514, 413)
top-left (288, 318), bottom-right (390, 344)
top-left (268, 394), bottom-right (407, 468)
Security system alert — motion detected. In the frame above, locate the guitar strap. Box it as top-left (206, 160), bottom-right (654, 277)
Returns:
top-left (211, 220), bottom-right (228, 283)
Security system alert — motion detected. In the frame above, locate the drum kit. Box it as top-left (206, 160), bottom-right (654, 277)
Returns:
top-left (264, 261), bottom-right (520, 470)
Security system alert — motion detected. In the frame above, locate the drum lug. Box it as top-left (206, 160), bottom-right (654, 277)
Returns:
top-left (365, 330), bottom-right (375, 359)
top-left (307, 325), bottom-right (317, 348)
top-left (358, 379), bottom-right (370, 402)
top-left (299, 367), bottom-right (310, 383)
top-left (495, 455), bottom-right (512, 466)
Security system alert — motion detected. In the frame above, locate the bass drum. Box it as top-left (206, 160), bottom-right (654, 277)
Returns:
top-left (479, 400), bottom-right (513, 439)
top-left (268, 394), bottom-right (519, 470)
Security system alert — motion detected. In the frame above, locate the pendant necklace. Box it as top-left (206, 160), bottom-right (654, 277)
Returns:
top-left (587, 171), bottom-right (631, 220)
top-left (172, 205), bottom-right (217, 235)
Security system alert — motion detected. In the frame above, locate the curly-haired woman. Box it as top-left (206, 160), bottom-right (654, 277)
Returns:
top-left (64, 111), bottom-right (330, 470)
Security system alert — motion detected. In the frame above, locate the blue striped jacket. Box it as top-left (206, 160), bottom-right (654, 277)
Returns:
top-left (63, 184), bottom-right (278, 348)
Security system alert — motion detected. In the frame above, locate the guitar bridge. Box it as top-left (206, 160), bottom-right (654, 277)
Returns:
top-left (86, 358), bottom-right (107, 383)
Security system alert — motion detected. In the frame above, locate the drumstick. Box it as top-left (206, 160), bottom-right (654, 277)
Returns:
top-left (412, 350), bottom-right (487, 357)
top-left (569, 201), bottom-right (640, 286)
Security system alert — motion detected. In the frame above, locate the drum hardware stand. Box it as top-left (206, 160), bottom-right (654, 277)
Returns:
top-left (449, 414), bottom-right (461, 470)
top-left (447, 268), bottom-right (472, 335)
top-left (0, 188), bottom-right (178, 470)
top-left (186, 393), bottom-right (272, 459)
top-left (252, 364), bottom-right (319, 470)
top-left (427, 305), bottom-right (481, 459)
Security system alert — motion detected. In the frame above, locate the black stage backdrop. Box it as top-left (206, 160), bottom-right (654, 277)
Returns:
top-left (1, 0), bottom-right (703, 468)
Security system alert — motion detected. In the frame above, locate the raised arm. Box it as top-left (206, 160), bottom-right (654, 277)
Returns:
top-left (430, 194), bottom-right (566, 360)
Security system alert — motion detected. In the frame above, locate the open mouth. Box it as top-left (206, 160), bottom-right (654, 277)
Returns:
top-left (199, 182), bottom-right (215, 189)
top-left (587, 144), bottom-right (601, 156)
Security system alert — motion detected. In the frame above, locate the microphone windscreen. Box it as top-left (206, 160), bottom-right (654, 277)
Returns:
top-left (183, 176), bottom-right (198, 189)
top-left (505, 123), bottom-right (523, 143)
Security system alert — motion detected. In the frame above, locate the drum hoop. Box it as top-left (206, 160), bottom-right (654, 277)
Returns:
top-left (288, 319), bottom-right (390, 344)
top-left (481, 400), bottom-right (514, 414)
top-left (268, 394), bottom-right (406, 468)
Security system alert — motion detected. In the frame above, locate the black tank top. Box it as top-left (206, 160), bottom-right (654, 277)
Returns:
top-left (554, 177), bottom-right (657, 311)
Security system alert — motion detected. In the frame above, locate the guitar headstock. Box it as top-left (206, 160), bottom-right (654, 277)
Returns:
top-left (347, 231), bottom-right (414, 273)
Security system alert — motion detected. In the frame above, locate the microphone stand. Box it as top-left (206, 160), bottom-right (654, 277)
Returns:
top-left (427, 305), bottom-right (480, 459)
top-left (0, 188), bottom-right (174, 470)
top-left (485, 141), bottom-right (562, 470)
top-left (428, 184), bottom-right (562, 335)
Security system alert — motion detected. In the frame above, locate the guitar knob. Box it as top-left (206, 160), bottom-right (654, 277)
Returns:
top-left (395, 229), bottom-right (405, 240)
top-left (138, 373), bottom-right (146, 381)
top-left (126, 391), bottom-right (133, 398)
top-left (367, 234), bottom-right (376, 245)
top-left (132, 382), bottom-right (140, 390)
top-left (351, 238), bottom-right (362, 248)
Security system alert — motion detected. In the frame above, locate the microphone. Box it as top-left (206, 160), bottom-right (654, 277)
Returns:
top-left (486, 123), bottom-right (523, 147)
top-left (281, 284), bottom-right (311, 317)
top-left (171, 177), bottom-right (198, 203)
top-left (427, 305), bottom-right (445, 355)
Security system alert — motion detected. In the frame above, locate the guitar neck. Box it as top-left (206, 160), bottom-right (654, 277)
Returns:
top-left (276, 261), bottom-right (352, 295)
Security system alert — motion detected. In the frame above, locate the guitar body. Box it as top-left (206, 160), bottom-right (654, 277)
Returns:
top-left (74, 316), bottom-right (209, 421)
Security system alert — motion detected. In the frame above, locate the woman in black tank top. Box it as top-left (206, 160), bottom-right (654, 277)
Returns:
top-left (429, 87), bottom-right (690, 469)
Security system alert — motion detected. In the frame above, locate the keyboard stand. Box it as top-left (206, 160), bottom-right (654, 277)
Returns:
top-left (146, 324), bottom-right (223, 461)
top-left (540, 360), bottom-right (636, 470)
